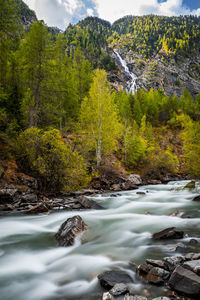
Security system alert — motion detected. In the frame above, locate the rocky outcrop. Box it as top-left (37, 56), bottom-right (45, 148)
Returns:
top-left (111, 48), bottom-right (200, 98)
top-left (137, 252), bottom-right (200, 298)
top-left (55, 215), bottom-right (88, 247)
top-left (152, 227), bottom-right (184, 240)
top-left (91, 174), bottom-right (141, 191)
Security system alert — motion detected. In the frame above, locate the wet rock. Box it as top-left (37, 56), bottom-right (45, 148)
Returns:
top-left (77, 196), bottom-right (104, 210)
top-left (168, 265), bottom-right (200, 296)
top-left (184, 181), bottom-right (195, 190)
top-left (145, 259), bottom-right (166, 269)
top-left (168, 210), bottom-right (189, 218)
top-left (193, 195), bottom-right (200, 202)
top-left (124, 295), bottom-right (147, 300)
top-left (20, 193), bottom-right (38, 203)
top-left (127, 174), bottom-right (142, 185)
top-left (102, 292), bottom-right (114, 300)
top-left (55, 215), bottom-right (88, 247)
top-left (98, 270), bottom-right (134, 290)
top-left (26, 203), bottom-right (49, 214)
top-left (152, 227), bottom-right (184, 240)
top-left (188, 239), bottom-right (198, 245)
top-left (152, 296), bottom-right (170, 300)
top-left (137, 263), bottom-right (153, 275)
top-left (136, 192), bottom-right (146, 195)
top-left (175, 243), bottom-right (190, 254)
top-left (163, 256), bottom-right (184, 272)
top-left (184, 253), bottom-right (200, 261)
top-left (121, 181), bottom-right (138, 191)
top-left (145, 267), bottom-right (170, 284)
top-left (183, 260), bottom-right (200, 275)
top-left (109, 283), bottom-right (129, 296)
top-left (146, 180), bottom-right (162, 185)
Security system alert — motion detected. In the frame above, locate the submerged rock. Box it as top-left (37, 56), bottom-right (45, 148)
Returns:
top-left (152, 227), bottom-right (184, 240)
top-left (55, 215), bottom-right (88, 247)
top-left (98, 270), bottom-right (134, 290)
top-left (168, 265), bottom-right (200, 296)
top-left (184, 181), bottom-right (196, 190)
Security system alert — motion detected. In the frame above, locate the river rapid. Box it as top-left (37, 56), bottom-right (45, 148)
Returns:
top-left (0, 181), bottom-right (200, 300)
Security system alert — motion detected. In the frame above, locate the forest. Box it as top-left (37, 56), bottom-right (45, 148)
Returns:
top-left (1, 0), bottom-right (200, 193)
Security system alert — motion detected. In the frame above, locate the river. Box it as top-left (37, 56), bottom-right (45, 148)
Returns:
top-left (0, 181), bottom-right (200, 300)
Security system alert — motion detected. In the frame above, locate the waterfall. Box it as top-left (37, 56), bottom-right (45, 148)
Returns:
top-left (114, 50), bottom-right (138, 94)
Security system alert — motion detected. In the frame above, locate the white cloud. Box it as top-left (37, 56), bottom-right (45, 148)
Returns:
top-left (23, 0), bottom-right (200, 29)
top-left (87, 8), bottom-right (94, 16)
top-left (94, 0), bottom-right (200, 22)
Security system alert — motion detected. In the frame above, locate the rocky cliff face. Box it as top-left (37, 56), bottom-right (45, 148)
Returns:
top-left (111, 47), bottom-right (200, 97)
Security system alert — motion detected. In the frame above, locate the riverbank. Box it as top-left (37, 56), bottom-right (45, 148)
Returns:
top-left (0, 159), bottom-right (189, 214)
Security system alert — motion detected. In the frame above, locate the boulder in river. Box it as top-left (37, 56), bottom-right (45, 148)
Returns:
top-left (98, 270), bottom-right (134, 290)
top-left (168, 265), bottom-right (200, 296)
top-left (183, 181), bottom-right (196, 190)
top-left (55, 215), bottom-right (88, 247)
top-left (152, 227), bottom-right (184, 240)
top-left (193, 195), bottom-right (200, 202)
top-left (77, 196), bottom-right (104, 210)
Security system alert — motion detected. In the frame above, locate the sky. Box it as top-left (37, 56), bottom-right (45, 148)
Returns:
top-left (23, 0), bottom-right (200, 30)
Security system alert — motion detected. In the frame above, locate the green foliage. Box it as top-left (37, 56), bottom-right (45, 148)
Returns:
top-left (16, 127), bottom-right (90, 191)
top-left (178, 114), bottom-right (200, 177)
top-left (109, 15), bottom-right (200, 58)
top-left (80, 69), bottom-right (121, 166)
top-left (124, 125), bottom-right (146, 167)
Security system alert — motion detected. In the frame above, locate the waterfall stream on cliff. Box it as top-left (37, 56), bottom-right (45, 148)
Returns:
top-left (0, 181), bottom-right (200, 300)
top-left (114, 50), bottom-right (138, 94)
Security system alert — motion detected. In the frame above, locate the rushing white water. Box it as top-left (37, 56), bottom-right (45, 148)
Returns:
top-left (114, 50), bottom-right (138, 94)
top-left (0, 181), bottom-right (200, 300)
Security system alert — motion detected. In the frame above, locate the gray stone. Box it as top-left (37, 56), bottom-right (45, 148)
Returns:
top-left (109, 283), bottom-right (128, 296)
top-left (98, 270), bottom-right (134, 290)
top-left (55, 215), bottom-right (88, 247)
top-left (145, 267), bottom-right (170, 284)
top-left (184, 253), bottom-right (200, 261)
top-left (183, 260), bottom-right (200, 275)
top-left (127, 174), bottom-right (142, 185)
top-left (102, 292), bottom-right (114, 300)
top-left (163, 256), bottom-right (184, 272)
top-left (169, 266), bottom-right (200, 296)
top-left (145, 259), bottom-right (166, 269)
top-left (152, 227), bottom-right (184, 240)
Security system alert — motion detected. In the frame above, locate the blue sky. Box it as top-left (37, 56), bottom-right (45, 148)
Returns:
top-left (24, 0), bottom-right (200, 30)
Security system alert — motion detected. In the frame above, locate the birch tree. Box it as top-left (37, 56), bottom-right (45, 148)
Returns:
top-left (80, 69), bottom-right (121, 167)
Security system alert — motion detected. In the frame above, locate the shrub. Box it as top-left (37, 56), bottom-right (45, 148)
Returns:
top-left (16, 127), bottom-right (90, 191)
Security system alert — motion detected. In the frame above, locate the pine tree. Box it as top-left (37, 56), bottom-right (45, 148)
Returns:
top-left (18, 21), bottom-right (52, 127)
